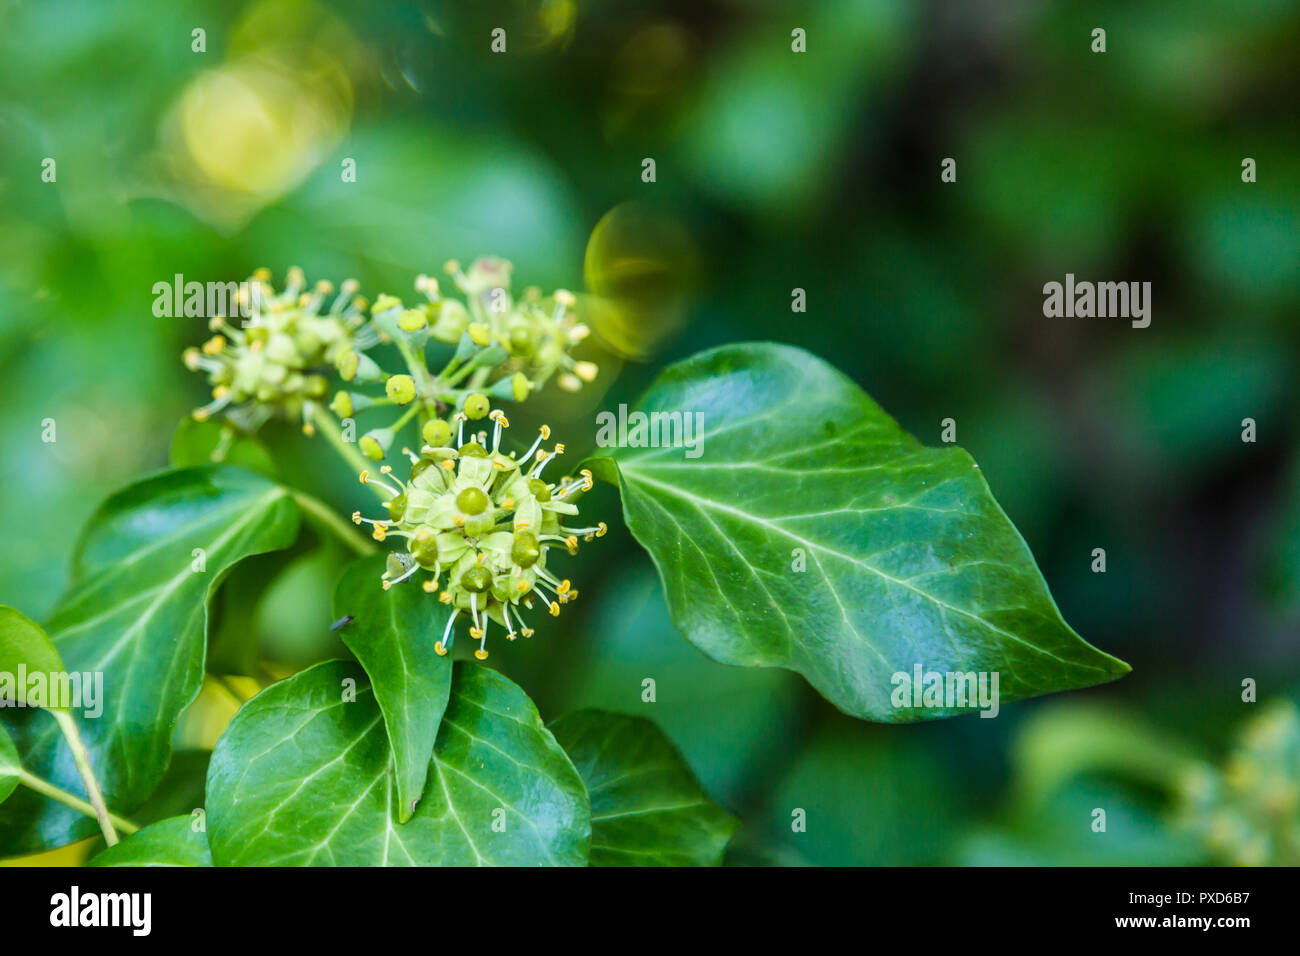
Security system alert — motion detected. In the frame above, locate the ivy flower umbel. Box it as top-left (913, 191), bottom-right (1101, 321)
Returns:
top-left (182, 267), bottom-right (377, 433)
top-left (351, 398), bottom-right (605, 660)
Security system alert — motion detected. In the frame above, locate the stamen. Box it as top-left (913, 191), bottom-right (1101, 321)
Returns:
top-left (435, 608), bottom-right (458, 656)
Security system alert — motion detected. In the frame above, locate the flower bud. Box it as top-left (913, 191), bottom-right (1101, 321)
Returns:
top-left (360, 428), bottom-right (394, 461)
top-left (397, 308), bottom-right (428, 332)
top-left (463, 393), bottom-right (491, 420)
top-left (386, 374), bottom-right (417, 405)
top-left (422, 418), bottom-right (452, 447)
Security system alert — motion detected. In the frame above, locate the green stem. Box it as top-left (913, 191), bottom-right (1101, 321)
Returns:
top-left (50, 709), bottom-right (121, 845)
top-left (290, 489), bottom-right (377, 556)
top-left (307, 405), bottom-right (388, 501)
top-left (17, 769), bottom-right (140, 837)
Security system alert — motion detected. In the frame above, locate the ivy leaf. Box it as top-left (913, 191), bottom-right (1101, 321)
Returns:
top-left (0, 466), bottom-right (299, 855)
top-left (549, 710), bottom-right (737, 866)
top-left (0, 724), bottom-right (19, 807)
top-left (88, 816), bottom-right (213, 867)
top-left (206, 660), bottom-right (589, 866)
top-left (170, 417), bottom-right (277, 478)
top-left (333, 555), bottom-right (453, 823)
top-left (0, 605), bottom-right (67, 707)
top-left (587, 343), bottom-right (1129, 722)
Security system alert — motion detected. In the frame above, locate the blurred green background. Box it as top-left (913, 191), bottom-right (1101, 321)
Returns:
top-left (1, 0), bottom-right (1298, 865)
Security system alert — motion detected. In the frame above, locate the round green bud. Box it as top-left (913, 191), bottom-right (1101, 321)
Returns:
top-left (329, 391), bottom-right (354, 419)
top-left (467, 323), bottom-right (492, 347)
top-left (336, 350), bottom-right (360, 382)
top-left (386, 374), bottom-right (416, 405)
top-left (456, 487), bottom-right (489, 515)
top-left (511, 531), bottom-right (541, 568)
top-left (422, 418), bottom-right (452, 447)
top-left (512, 372), bottom-right (531, 403)
top-left (463, 393), bottom-right (491, 420)
top-left (386, 493), bottom-right (407, 522)
top-left (527, 478), bottom-right (552, 502)
top-left (409, 532), bottom-right (439, 568)
top-left (360, 434), bottom-right (386, 460)
top-left (460, 566), bottom-right (492, 593)
top-left (458, 441), bottom-right (487, 458)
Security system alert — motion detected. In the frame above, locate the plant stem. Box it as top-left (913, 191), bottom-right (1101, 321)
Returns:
top-left (49, 709), bottom-right (122, 845)
top-left (307, 405), bottom-right (388, 500)
top-left (290, 489), bottom-right (377, 556)
top-left (16, 770), bottom-right (140, 837)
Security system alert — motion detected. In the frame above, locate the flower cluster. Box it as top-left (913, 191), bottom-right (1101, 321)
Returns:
top-left (183, 267), bottom-right (375, 433)
top-left (1178, 701), bottom-right (1300, 865)
top-left (351, 395), bottom-right (605, 660)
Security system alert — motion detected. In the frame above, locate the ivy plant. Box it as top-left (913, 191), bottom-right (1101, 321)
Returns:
top-left (0, 261), bottom-right (1127, 866)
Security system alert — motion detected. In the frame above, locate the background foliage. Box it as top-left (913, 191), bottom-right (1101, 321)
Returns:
top-left (0, 0), bottom-right (1297, 865)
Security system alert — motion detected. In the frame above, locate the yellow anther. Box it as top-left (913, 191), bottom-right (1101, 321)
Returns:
top-left (439, 591), bottom-right (452, 604)
top-left (352, 511), bottom-right (362, 524)
top-left (517, 580), bottom-right (529, 593)
top-left (597, 521), bottom-right (607, 537)
top-left (549, 601), bottom-right (560, 617)
top-left (565, 535), bottom-right (579, 554)
top-left (506, 631), bottom-right (517, 641)
top-left (469, 627), bottom-right (482, 640)
top-left (515, 520), bottom-right (530, 531)
top-left (382, 580), bottom-right (392, 591)
top-left (558, 579), bottom-right (571, 594)
top-left (359, 471), bottom-right (370, 484)
top-left (554, 443), bottom-right (566, 455)
top-left (540, 424), bottom-right (551, 439)
top-left (503, 497), bottom-right (515, 508)
top-left (474, 648), bottom-right (489, 660)
top-left (302, 422), bottom-right (316, 437)
top-left (202, 335), bottom-right (226, 356)
top-left (380, 465), bottom-right (392, 475)
top-left (522, 627), bottom-right (535, 638)
top-left (441, 459), bottom-right (456, 471)
top-left (422, 580), bottom-right (438, 593)
top-left (434, 641), bottom-right (448, 657)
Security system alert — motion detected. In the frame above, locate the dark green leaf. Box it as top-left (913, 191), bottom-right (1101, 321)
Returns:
top-left (89, 816), bottom-right (213, 867)
top-left (0, 466), bottom-right (299, 855)
top-left (333, 555), bottom-right (453, 823)
top-left (587, 343), bottom-right (1129, 721)
top-left (206, 660), bottom-right (589, 865)
top-left (549, 710), bottom-right (736, 866)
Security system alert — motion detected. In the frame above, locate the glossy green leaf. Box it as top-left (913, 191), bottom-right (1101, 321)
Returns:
top-left (0, 605), bottom-right (67, 708)
top-left (0, 724), bottom-right (19, 807)
top-left (0, 466), bottom-right (299, 855)
top-left (88, 815), bottom-right (213, 867)
top-left (170, 417), bottom-right (277, 478)
top-left (206, 660), bottom-right (589, 866)
top-left (549, 710), bottom-right (736, 866)
top-left (333, 555), bottom-right (453, 823)
top-left (587, 343), bottom-right (1129, 721)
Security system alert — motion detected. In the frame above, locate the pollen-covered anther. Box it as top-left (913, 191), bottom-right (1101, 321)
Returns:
top-left (548, 601), bottom-right (561, 617)
top-left (439, 591), bottom-right (452, 604)
top-left (565, 535), bottom-right (579, 554)
top-left (434, 640), bottom-right (448, 657)
top-left (351, 511), bottom-right (362, 525)
top-left (422, 580), bottom-right (438, 593)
